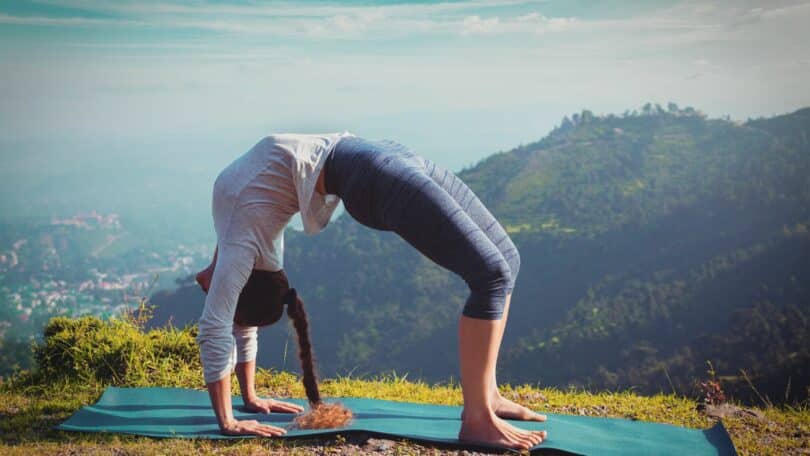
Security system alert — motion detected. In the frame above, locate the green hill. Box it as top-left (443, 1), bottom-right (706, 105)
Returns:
top-left (147, 104), bottom-right (810, 405)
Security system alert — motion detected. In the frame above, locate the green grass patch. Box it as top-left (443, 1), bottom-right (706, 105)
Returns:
top-left (1, 316), bottom-right (807, 455)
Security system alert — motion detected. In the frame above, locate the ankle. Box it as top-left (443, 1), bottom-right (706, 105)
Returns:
top-left (461, 404), bottom-right (496, 423)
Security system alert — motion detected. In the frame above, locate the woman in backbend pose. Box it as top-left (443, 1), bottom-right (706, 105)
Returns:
top-left (195, 132), bottom-right (547, 450)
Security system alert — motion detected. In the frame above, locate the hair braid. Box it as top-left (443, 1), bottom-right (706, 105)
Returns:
top-left (285, 288), bottom-right (353, 429)
top-left (285, 288), bottom-right (321, 405)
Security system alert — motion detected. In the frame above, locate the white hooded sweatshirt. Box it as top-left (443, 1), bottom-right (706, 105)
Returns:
top-left (197, 131), bottom-right (355, 384)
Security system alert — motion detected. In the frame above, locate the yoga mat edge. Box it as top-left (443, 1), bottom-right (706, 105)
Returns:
top-left (56, 386), bottom-right (738, 455)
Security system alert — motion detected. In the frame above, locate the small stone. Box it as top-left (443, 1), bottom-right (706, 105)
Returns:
top-left (699, 403), bottom-right (766, 421)
top-left (364, 438), bottom-right (395, 452)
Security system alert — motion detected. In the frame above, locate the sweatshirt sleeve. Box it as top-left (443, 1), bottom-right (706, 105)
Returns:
top-left (196, 240), bottom-right (257, 384)
top-left (232, 323), bottom-right (258, 364)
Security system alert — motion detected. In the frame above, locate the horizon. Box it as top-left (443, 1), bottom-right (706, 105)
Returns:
top-left (2, 1), bottom-right (809, 174)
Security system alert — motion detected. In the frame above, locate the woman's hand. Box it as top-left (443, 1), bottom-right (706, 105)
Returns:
top-left (207, 370), bottom-right (288, 438)
top-left (195, 245), bottom-right (218, 293)
top-left (221, 418), bottom-right (287, 437)
top-left (244, 397), bottom-right (305, 414)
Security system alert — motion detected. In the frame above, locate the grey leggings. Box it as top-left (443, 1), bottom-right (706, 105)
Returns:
top-left (324, 136), bottom-right (520, 320)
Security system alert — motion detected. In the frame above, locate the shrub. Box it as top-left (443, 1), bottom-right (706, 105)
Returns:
top-left (32, 316), bottom-right (202, 388)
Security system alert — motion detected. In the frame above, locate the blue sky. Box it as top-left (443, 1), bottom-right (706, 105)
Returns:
top-left (1, 0), bottom-right (809, 223)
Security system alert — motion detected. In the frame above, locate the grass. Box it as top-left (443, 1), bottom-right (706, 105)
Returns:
top-left (0, 316), bottom-right (808, 455)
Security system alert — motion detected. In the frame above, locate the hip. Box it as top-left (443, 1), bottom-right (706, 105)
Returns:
top-left (325, 136), bottom-right (427, 229)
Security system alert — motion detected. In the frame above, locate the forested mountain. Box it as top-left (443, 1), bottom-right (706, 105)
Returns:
top-left (149, 105), bottom-right (810, 405)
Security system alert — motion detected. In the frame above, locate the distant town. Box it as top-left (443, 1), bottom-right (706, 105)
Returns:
top-left (0, 211), bottom-right (212, 360)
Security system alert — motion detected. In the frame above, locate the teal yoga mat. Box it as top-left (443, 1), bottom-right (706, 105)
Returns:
top-left (58, 387), bottom-right (737, 455)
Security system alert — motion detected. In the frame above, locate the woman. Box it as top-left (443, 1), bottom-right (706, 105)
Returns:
top-left (195, 132), bottom-right (547, 450)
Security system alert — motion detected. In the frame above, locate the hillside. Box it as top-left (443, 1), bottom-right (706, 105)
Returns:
top-left (148, 104), bottom-right (810, 406)
top-left (1, 316), bottom-right (807, 455)
top-left (486, 105), bottom-right (810, 403)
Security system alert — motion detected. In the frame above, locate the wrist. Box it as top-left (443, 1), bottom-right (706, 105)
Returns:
top-left (220, 416), bottom-right (238, 431)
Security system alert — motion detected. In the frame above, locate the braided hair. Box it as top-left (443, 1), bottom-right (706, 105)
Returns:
top-left (234, 269), bottom-right (352, 428)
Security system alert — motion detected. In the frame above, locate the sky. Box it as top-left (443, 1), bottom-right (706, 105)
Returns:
top-left (1, 0), bottom-right (809, 225)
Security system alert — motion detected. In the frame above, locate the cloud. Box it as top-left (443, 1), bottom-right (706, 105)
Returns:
top-left (0, 12), bottom-right (144, 27)
top-left (9, 0), bottom-right (808, 46)
top-left (457, 12), bottom-right (578, 36)
top-left (460, 15), bottom-right (500, 35)
top-left (330, 9), bottom-right (386, 34)
top-left (12, 0), bottom-right (561, 39)
top-left (514, 11), bottom-right (577, 33)
top-left (32, 0), bottom-right (535, 18)
top-left (2, 0), bottom-right (808, 145)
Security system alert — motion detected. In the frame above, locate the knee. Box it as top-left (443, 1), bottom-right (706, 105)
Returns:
top-left (508, 248), bottom-right (521, 291)
top-left (499, 233), bottom-right (520, 293)
top-left (463, 257), bottom-right (511, 320)
top-left (483, 256), bottom-right (512, 294)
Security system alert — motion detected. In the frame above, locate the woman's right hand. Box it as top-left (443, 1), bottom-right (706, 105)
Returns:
top-left (221, 418), bottom-right (287, 437)
top-left (207, 362), bottom-right (286, 438)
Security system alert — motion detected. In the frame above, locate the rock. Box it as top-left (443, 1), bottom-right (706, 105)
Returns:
top-left (364, 438), bottom-right (396, 452)
top-left (697, 403), bottom-right (766, 421)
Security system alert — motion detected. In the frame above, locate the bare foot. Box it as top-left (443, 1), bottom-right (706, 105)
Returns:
top-left (459, 409), bottom-right (546, 450)
top-left (492, 394), bottom-right (547, 421)
top-left (195, 268), bottom-right (213, 293)
top-left (462, 392), bottom-right (547, 422)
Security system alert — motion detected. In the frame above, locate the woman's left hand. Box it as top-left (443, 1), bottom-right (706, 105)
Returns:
top-left (244, 397), bottom-right (305, 414)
